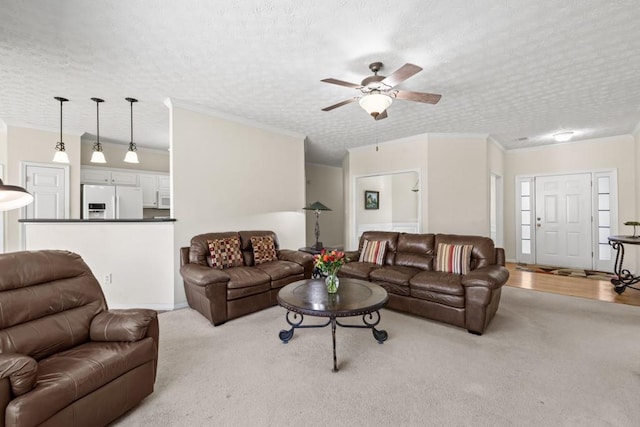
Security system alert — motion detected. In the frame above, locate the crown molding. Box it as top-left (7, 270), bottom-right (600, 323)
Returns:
top-left (81, 138), bottom-right (169, 155)
top-left (505, 133), bottom-right (633, 153)
top-left (166, 97), bottom-right (306, 140)
top-left (632, 120), bottom-right (640, 137)
top-left (487, 136), bottom-right (506, 152)
top-left (5, 122), bottom-right (83, 137)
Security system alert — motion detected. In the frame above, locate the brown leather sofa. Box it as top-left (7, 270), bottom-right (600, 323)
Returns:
top-left (339, 231), bottom-right (509, 335)
top-left (180, 230), bottom-right (314, 325)
top-left (0, 250), bottom-right (158, 427)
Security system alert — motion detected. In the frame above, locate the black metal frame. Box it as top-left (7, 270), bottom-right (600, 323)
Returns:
top-left (278, 310), bottom-right (388, 372)
top-left (609, 240), bottom-right (640, 294)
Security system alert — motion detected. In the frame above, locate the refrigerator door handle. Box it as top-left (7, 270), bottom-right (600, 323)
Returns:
top-left (113, 196), bottom-right (117, 219)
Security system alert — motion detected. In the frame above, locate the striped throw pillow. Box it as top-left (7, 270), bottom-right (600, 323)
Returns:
top-left (435, 243), bottom-right (473, 275)
top-left (358, 239), bottom-right (387, 265)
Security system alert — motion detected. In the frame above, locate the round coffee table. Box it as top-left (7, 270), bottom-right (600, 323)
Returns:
top-left (277, 278), bottom-right (388, 372)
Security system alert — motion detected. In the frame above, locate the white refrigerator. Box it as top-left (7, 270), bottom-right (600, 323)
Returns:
top-left (82, 185), bottom-right (143, 219)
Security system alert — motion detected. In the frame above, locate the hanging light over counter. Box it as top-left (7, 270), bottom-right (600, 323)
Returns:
top-left (90, 98), bottom-right (106, 163)
top-left (52, 97), bottom-right (70, 163)
top-left (124, 97), bottom-right (139, 163)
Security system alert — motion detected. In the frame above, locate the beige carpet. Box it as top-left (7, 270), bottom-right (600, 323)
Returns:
top-left (114, 287), bottom-right (640, 426)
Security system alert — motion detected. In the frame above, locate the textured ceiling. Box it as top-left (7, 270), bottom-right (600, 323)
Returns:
top-left (1, 0), bottom-right (640, 166)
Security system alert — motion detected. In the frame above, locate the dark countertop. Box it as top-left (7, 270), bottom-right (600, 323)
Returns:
top-left (19, 218), bottom-right (176, 223)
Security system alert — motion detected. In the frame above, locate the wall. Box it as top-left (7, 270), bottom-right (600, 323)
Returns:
top-left (391, 172), bottom-right (419, 222)
top-left (504, 135), bottom-right (636, 268)
top-left (170, 104), bottom-right (306, 304)
top-left (346, 133), bottom-right (490, 249)
top-left (5, 125), bottom-right (81, 251)
top-left (81, 140), bottom-right (170, 172)
top-left (24, 222), bottom-right (175, 309)
top-left (304, 163), bottom-right (344, 248)
top-left (356, 175), bottom-right (393, 225)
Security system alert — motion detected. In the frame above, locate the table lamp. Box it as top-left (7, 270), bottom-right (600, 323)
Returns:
top-left (303, 201), bottom-right (332, 250)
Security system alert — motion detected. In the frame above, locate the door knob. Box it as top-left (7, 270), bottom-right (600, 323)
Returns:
top-left (537, 223), bottom-right (542, 227)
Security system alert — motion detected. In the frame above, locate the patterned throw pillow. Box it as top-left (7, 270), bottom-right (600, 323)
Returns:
top-left (358, 239), bottom-right (387, 265)
top-left (250, 235), bottom-right (277, 265)
top-left (207, 236), bottom-right (244, 270)
top-left (435, 243), bottom-right (473, 275)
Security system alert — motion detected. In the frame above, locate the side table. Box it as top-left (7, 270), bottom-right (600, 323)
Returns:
top-left (608, 235), bottom-right (640, 294)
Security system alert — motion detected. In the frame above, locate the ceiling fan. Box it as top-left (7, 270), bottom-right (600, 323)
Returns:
top-left (321, 62), bottom-right (441, 120)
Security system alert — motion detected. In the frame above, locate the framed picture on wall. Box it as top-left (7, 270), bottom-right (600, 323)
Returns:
top-left (365, 190), bottom-right (379, 210)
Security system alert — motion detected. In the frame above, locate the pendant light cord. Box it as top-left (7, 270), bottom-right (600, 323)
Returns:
top-left (59, 99), bottom-right (63, 143)
top-left (130, 99), bottom-right (133, 143)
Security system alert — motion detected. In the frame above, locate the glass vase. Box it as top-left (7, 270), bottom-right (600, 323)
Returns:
top-left (325, 272), bottom-right (340, 294)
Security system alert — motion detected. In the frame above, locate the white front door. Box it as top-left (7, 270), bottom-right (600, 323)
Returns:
top-left (535, 173), bottom-right (592, 268)
top-left (24, 164), bottom-right (67, 219)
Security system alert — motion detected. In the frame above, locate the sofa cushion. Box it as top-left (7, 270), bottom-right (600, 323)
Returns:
top-left (370, 265), bottom-right (420, 286)
top-left (225, 267), bottom-right (271, 289)
top-left (254, 260), bottom-right (304, 283)
top-left (435, 234), bottom-right (496, 269)
top-left (409, 271), bottom-right (465, 296)
top-left (7, 339), bottom-right (156, 427)
top-left (410, 288), bottom-right (465, 308)
top-left (250, 236), bottom-right (278, 265)
top-left (394, 233), bottom-right (435, 270)
top-left (207, 236), bottom-right (244, 269)
top-left (359, 240), bottom-right (387, 265)
top-left (338, 262), bottom-right (381, 280)
top-left (435, 243), bottom-right (473, 275)
top-left (358, 231), bottom-right (399, 265)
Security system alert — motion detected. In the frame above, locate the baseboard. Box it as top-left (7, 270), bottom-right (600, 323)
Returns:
top-left (506, 258), bottom-right (517, 263)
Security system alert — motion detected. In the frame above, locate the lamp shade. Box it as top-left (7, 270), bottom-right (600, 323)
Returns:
top-left (303, 201), bottom-right (332, 211)
top-left (90, 150), bottom-right (106, 163)
top-left (124, 149), bottom-right (139, 163)
top-left (359, 93), bottom-right (393, 117)
top-left (52, 149), bottom-right (70, 164)
top-left (0, 179), bottom-right (34, 211)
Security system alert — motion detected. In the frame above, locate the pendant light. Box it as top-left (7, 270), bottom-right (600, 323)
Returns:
top-left (0, 179), bottom-right (34, 211)
top-left (123, 97), bottom-right (139, 163)
top-left (90, 97), bottom-right (106, 163)
top-left (52, 97), bottom-right (70, 163)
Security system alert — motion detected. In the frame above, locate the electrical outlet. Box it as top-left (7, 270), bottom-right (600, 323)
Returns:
top-left (104, 274), bottom-right (111, 284)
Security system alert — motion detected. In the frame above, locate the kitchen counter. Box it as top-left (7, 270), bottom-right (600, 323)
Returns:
top-left (19, 218), bottom-right (176, 223)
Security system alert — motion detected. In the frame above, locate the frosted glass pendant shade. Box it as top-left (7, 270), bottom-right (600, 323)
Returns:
top-left (124, 149), bottom-right (139, 163)
top-left (359, 93), bottom-right (393, 117)
top-left (53, 148), bottom-right (69, 163)
top-left (90, 150), bottom-right (106, 163)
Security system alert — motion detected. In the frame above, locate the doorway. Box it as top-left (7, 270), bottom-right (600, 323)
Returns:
top-left (22, 162), bottom-right (70, 219)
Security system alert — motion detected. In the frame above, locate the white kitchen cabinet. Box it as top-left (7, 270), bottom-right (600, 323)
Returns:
top-left (81, 169), bottom-right (110, 184)
top-left (81, 168), bottom-right (138, 186)
top-left (158, 175), bottom-right (170, 191)
top-left (139, 174), bottom-right (159, 208)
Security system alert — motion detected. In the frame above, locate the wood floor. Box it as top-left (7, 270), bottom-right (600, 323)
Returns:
top-left (505, 262), bottom-right (640, 307)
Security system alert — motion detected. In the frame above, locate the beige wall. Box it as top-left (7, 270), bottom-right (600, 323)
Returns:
top-left (81, 140), bottom-right (170, 172)
top-left (427, 135), bottom-right (489, 235)
top-left (304, 163), bottom-right (344, 248)
top-left (5, 125), bottom-right (81, 251)
top-left (171, 105), bottom-right (306, 303)
top-left (504, 135), bottom-right (636, 266)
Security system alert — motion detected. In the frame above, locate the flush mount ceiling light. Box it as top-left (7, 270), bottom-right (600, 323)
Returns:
top-left (553, 131), bottom-right (574, 142)
top-left (124, 97), bottom-right (139, 163)
top-left (52, 96), bottom-right (70, 163)
top-left (359, 91), bottom-right (393, 119)
top-left (90, 98), bottom-right (106, 163)
top-left (0, 179), bottom-right (34, 211)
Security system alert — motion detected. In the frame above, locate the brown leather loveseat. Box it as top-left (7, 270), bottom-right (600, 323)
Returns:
top-left (340, 231), bottom-right (509, 335)
top-left (180, 230), bottom-right (314, 325)
top-left (0, 250), bottom-right (159, 426)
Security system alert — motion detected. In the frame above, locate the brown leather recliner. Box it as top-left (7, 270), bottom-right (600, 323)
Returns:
top-left (180, 230), bottom-right (314, 325)
top-left (340, 231), bottom-right (509, 335)
top-left (0, 250), bottom-right (158, 426)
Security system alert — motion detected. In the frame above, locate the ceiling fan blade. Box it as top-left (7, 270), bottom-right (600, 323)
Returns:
top-left (321, 78), bottom-right (361, 89)
top-left (322, 98), bottom-right (357, 111)
top-left (375, 110), bottom-right (388, 121)
top-left (381, 63), bottom-right (423, 87)
top-left (395, 90), bottom-right (442, 104)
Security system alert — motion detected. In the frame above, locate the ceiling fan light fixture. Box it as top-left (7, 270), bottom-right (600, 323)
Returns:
top-left (0, 179), bottom-right (34, 211)
top-left (52, 97), bottom-right (70, 164)
top-left (553, 131), bottom-right (574, 142)
top-left (359, 92), bottom-right (393, 118)
top-left (124, 98), bottom-right (140, 164)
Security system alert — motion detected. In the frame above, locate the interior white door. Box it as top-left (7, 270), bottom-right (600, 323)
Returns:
top-left (25, 165), bottom-right (66, 219)
top-left (535, 173), bottom-right (592, 269)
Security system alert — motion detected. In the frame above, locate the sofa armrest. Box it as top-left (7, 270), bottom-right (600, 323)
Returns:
top-left (180, 264), bottom-right (230, 286)
top-left (90, 309), bottom-right (158, 342)
top-left (278, 249), bottom-right (314, 278)
top-left (278, 249), bottom-right (314, 265)
top-left (0, 354), bottom-right (38, 397)
top-left (462, 265), bottom-right (510, 290)
top-left (344, 251), bottom-right (360, 263)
